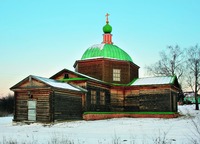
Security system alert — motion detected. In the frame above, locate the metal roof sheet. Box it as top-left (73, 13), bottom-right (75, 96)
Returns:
top-left (131, 76), bottom-right (175, 86)
top-left (81, 44), bottom-right (133, 62)
top-left (31, 75), bottom-right (83, 91)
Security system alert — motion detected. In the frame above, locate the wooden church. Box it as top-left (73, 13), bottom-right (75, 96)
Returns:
top-left (10, 14), bottom-right (180, 122)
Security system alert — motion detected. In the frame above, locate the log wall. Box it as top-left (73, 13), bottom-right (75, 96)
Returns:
top-left (32, 90), bottom-right (50, 122)
top-left (103, 60), bottom-right (130, 84)
top-left (171, 91), bottom-right (178, 112)
top-left (14, 89), bottom-right (51, 122)
top-left (76, 58), bottom-right (139, 84)
top-left (53, 91), bottom-right (82, 121)
top-left (110, 88), bottom-right (124, 111)
top-left (130, 63), bottom-right (139, 81)
top-left (77, 60), bottom-right (103, 80)
top-left (85, 84), bottom-right (110, 112)
top-left (138, 94), bottom-right (170, 112)
top-left (14, 91), bottom-right (28, 121)
top-left (109, 86), bottom-right (178, 112)
top-left (52, 71), bottom-right (86, 80)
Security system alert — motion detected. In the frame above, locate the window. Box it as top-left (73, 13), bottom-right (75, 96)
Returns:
top-left (100, 92), bottom-right (105, 105)
top-left (113, 69), bottom-right (121, 81)
top-left (91, 90), bottom-right (96, 104)
top-left (64, 73), bottom-right (69, 79)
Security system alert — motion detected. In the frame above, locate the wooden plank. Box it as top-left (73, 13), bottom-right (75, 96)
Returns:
top-left (53, 92), bottom-right (82, 120)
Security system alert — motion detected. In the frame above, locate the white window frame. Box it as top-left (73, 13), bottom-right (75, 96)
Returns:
top-left (113, 69), bottom-right (121, 81)
top-left (100, 91), bottom-right (105, 105)
top-left (91, 90), bottom-right (96, 104)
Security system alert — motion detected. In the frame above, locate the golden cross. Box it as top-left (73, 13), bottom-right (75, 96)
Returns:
top-left (106, 13), bottom-right (110, 24)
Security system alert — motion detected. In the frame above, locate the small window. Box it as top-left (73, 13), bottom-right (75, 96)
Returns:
top-left (113, 69), bottom-right (121, 81)
top-left (91, 90), bottom-right (96, 104)
top-left (64, 74), bottom-right (69, 79)
top-left (100, 92), bottom-right (105, 105)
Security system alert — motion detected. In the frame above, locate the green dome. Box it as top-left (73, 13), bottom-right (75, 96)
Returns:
top-left (103, 24), bottom-right (112, 33)
top-left (81, 44), bottom-right (133, 62)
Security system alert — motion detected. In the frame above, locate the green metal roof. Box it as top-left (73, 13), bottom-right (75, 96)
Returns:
top-left (81, 44), bottom-right (133, 62)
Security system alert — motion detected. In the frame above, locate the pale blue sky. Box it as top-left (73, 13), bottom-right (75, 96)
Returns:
top-left (0, 0), bottom-right (200, 96)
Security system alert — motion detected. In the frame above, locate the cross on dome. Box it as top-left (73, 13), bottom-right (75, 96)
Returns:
top-left (103, 13), bottom-right (113, 44)
top-left (106, 13), bottom-right (110, 24)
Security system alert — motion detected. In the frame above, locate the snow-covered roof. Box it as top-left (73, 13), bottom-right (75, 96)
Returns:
top-left (31, 75), bottom-right (84, 91)
top-left (131, 76), bottom-right (176, 86)
top-left (88, 44), bottom-right (105, 50)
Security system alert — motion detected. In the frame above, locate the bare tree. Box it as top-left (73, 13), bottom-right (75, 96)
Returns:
top-left (186, 45), bottom-right (200, 110)
top-left (146, 45), bottom-right (184, 80)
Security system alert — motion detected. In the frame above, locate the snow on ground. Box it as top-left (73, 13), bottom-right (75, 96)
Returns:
top-left (0, 105), bottom-right (200, 144)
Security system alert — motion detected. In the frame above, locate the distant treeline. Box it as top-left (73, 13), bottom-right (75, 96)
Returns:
top-left (0, 94), bottom-right (14, 116)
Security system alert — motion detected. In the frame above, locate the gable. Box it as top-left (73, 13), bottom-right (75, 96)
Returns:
top-left (50, 69), bottom-right (84, 80)
top-left (50, 69), bottom-right (109, 85)
top-left (10, 75), bottom-right (85, 92)
top-left (19, 78), bottom-right (47, 88)
top-left (10, 76), bottom-right (48, 90)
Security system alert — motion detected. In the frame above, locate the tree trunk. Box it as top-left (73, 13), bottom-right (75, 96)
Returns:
top-left (194, 61), bottom-right (199, 110)
top-left (195, 92), bottom-right (199, 110)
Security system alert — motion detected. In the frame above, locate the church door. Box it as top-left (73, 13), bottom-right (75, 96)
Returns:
top-left (28, 100), bottom-right (37, 121)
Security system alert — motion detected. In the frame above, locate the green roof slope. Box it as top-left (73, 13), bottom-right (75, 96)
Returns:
top-left (81, 44), bottom-right (133, 62)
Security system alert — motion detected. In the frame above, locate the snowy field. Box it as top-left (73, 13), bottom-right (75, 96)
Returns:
top-left (0, 105), bottom-right (200, 144)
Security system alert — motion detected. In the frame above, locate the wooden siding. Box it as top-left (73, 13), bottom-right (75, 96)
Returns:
top-left (13, 89), bottom-right (84, 122)
top-left (53, 91), bottom-right (82, 121)
top-left (51, 71), bottom-right (82, 80)
top-left (14, 92), bottom-right (28, 121)
top-left (130, 63), bottom-right (139, 81)
top-left (85, 85), bottom-right (110, 112)
top-left (171, 91), bottom-right (178, 112)
top-left (19, 78), bottom-right (46, 88)
top-left (103, 60), bottom-right (130, 84)
top-left (76, 58), bottom-right (139, 84)
top-left (110, 89), bottom-right (124, 111)
top-left (69, 81), bottom-right (86, 88)
top-left (33, 90), bottom-right (50, 122)
top-left (13, 90), bottom-right (51, 122)
top-left (77, 59), bottom-right (104, 80)
top-left (110, 86), bottom-right (178, 112)
top-left (137, 88), bottom-right (172, 112)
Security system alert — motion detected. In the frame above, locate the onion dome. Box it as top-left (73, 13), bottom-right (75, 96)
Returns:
top-left (81, 44), bottom-right (133, 62)
top-left (103, 24), bottom-right (112, 33)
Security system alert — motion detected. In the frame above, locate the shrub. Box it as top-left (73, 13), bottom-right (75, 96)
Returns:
top-left (0, 94), bottom-right (14, 116)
